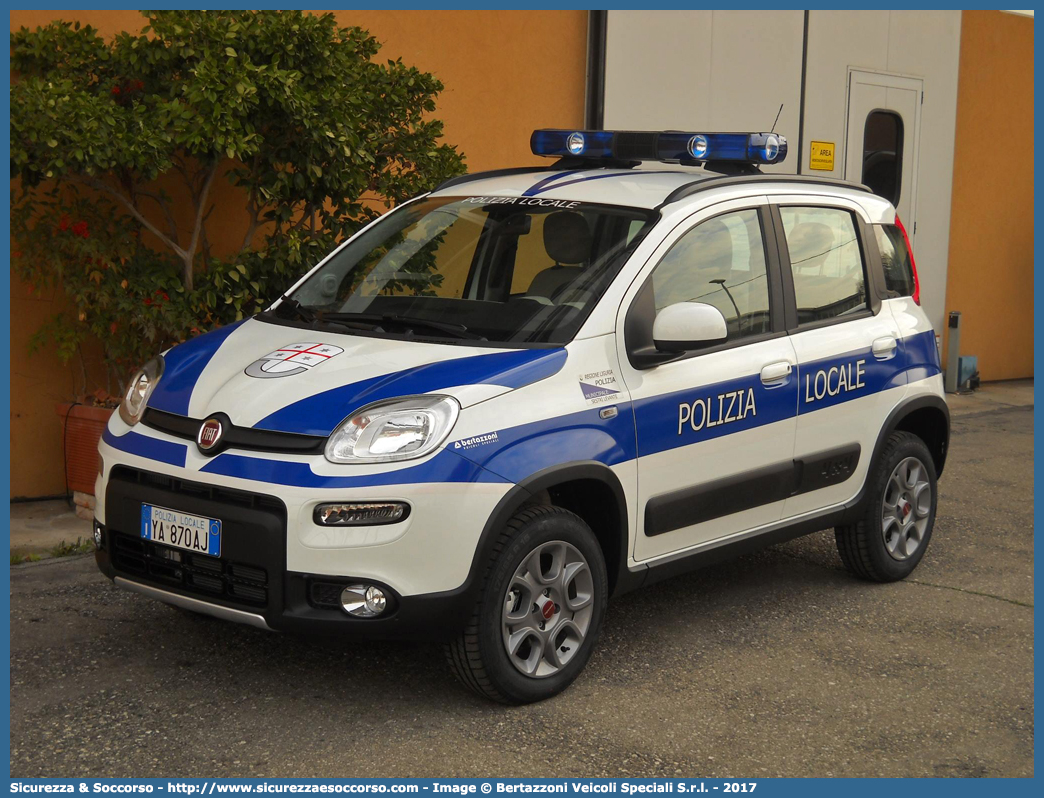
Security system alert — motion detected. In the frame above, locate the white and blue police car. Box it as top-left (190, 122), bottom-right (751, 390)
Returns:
top-left (95, 129), bottom-right (948, 704)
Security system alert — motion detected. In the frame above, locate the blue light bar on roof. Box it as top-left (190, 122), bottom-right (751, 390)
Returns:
top-left (530, 129), bottom-right (788, 165)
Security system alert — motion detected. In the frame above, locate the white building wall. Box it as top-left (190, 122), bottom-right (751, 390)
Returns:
top-left (604, 10), bottom-right (804, 175)
top-left (802, 10), bottom-right (961, 331)
top-left (603, 10), bottom-right (961, 333)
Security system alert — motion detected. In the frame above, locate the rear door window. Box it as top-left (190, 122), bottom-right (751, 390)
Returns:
top-left (779, 206), bottom-right (868, 325)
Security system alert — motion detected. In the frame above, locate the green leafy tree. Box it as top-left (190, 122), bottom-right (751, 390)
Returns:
top-left (11, 10), bottom-right (465, 392)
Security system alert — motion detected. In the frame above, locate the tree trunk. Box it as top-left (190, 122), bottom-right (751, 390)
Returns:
top-left (182, 253), bottom-right (194, 292)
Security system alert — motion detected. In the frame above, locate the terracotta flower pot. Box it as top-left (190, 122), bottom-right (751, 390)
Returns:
top-left (55, 402), bottom-right (115, 495)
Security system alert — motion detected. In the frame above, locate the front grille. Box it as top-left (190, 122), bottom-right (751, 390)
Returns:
top-left (309, 581), bottom-right (346, 609)
top-left (142, 408), bottom-right (326, 456)
top-left (112, 466), bottom-right (286, 513)
top-left (111, 532), bottom-right (269, 606)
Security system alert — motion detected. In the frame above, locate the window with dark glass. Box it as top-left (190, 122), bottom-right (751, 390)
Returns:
top-left (874, 223), bottom-right (916, 297)
top-left (862, 111), bottom-right (904, 205)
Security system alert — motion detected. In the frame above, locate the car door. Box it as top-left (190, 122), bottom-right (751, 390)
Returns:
top-left (769, 197), bottom-right (907, 520)
top-left (617, 197), bottom-right (800, 564)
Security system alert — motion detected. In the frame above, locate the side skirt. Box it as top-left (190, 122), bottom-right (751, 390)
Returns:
top-left (616, 488), bottom-right (867, 597)
top-left (639, 505), bottom-right (849, 590)
top-left (644, 444), bottom-right (860, 537)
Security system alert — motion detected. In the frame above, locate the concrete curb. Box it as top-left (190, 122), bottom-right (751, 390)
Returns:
top-left (10, 552), bottom-right (95, 570)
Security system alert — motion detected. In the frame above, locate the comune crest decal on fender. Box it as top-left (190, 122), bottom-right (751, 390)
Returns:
top-left (245, 342), bottom-right (345, 379)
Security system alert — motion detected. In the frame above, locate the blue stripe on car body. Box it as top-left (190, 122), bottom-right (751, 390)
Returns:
top-left (453, 403), bottom-right (638, 484)
top-left (896, 327), bottom-right (943, 385)
top-left (116, 330), bottom-right (940, 488)
top-left (146, 320), bottom-right (246, 416)
top-left (520, 170), bottom-right (586, 197)
top-left (199, 403), bottom-right (633, 490)
top-left (102, 429), bottom-right (187, 468)
top-left (633, 371), bottom-right (794, 458)
top-left (200, 447), bottom-right (509, 488)
top-left (633, 330), bottom-right (939, 457)
top-left (795, 340), bottom-right (910, 415)
top-left (254, 347), bottom-right (568, 436)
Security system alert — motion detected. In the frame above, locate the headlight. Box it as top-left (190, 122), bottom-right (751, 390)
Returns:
top-left (118, 356), bottom-right (164, 426)
top-left (325, 395), bottom-right (460, 464)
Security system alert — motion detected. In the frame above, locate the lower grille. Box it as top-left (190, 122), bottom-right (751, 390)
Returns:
top-left (105, 466), bottom-right (287, 613)
top-left (309, 581), bottom-right (346, 609)
top-left (110, 531), bottom-right (269, 607)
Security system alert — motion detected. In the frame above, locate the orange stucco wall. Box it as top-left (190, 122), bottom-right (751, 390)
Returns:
top-left (943, 11), bottom-right (1034, 381)
top-left (9, 9), bottom-right (588, 497)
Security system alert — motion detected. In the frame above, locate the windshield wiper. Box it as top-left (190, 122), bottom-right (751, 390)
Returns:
top-left (273, 295), bottom-right (316, 324)
top-left (324, 312), bottom-right (487, 341)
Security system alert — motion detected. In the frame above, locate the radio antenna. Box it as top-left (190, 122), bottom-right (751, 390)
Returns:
top-left (770, 104), bottom-right (784, 134)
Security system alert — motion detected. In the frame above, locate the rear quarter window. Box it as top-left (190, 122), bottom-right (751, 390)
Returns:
top-left (873, 223), bottom-right (915, 297)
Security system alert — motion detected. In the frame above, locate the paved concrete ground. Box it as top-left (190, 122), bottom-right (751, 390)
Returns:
top-left (946, 378), bottom-right (1033, 418)
top-left (10, 396), bottom-right (1033, 778)
top-left (9, 499), bottom-right (92, 561)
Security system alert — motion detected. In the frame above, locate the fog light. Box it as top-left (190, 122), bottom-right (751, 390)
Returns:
top-left (340, 584), bottom-right (388, 618)
top-left (93, 522), bottom-right (104, 551)
top-left (314, 502), bottom-right (409, 526)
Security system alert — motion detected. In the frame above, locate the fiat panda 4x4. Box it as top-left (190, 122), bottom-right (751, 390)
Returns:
top-left (95, 129), bottom-right (948, 704)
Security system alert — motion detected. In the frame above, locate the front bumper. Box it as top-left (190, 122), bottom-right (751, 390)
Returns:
top-left (94, 464), bottom-right (483, 640)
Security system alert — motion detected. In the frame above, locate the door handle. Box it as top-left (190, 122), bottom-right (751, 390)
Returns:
top-left (760, 361), bottom-right (793, 385)
top-left (872, 336), bottom-right (898, 359)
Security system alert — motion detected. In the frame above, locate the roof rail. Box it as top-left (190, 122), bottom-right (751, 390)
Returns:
top-left (658, 173), bottom-right (872, 208)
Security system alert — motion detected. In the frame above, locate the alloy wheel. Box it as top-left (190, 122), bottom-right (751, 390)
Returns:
top-left (501, 540), bottom-right (595, 678)
top-left (881, 456), bottom-right (932, 561)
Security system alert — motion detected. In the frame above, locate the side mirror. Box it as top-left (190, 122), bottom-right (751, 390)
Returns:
top-left (652, 302), bottom-right (728, 352)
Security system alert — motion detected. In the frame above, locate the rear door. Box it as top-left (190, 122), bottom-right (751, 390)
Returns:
top-left (845, 69), bottom-right (922, 243)
top-left (770, 196), bottom-right (907, 519)
top-left (617, 198), bottom-right (800, 563)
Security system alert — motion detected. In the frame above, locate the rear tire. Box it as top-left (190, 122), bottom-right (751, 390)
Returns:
top-left (445, 505), bottom-right (608, 704)
top-left (835, 431), bottom-right (938, 582)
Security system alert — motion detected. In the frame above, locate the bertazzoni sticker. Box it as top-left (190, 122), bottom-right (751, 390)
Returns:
top-left (453, 431), bottom-right (500, 450)
top-left (578, 369), bottom-right (619, 406)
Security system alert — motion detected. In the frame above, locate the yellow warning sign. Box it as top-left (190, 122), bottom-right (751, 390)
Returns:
top-left (809, 141), bottom-right (835, 171)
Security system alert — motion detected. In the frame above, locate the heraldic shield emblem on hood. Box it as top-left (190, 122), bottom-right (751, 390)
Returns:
top-left (244, 342), bottom-right (345, 379)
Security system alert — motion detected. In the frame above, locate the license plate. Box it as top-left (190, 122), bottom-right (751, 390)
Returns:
top-left (140, 503), bottom-right (221, 557)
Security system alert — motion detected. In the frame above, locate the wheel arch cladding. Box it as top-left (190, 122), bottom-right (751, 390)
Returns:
top-left (882, 395), bottom-right (950, 478)
top-left (473, 462), bottom-right (630, 598)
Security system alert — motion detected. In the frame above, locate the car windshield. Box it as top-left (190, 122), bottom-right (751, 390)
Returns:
top-left (271, 196), bottom-right (658, 345)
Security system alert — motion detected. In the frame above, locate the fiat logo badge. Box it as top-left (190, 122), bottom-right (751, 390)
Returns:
top-left (541, 600), bottom-right (556, 621)
top-left (197, 417), bottom-right (224, 454)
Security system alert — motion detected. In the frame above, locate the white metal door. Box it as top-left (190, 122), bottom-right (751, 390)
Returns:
top-left (845, 69), bottom-right (922, 240)
top-left (616, 198), bottom-right (799, 564)
top-left (772, 196), bottom-right (907, 521)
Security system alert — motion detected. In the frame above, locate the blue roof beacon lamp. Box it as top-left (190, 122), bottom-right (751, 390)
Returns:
top-left (530, 129), bottom-right (788, 172)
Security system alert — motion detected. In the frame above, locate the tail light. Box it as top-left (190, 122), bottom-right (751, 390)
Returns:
top-left (895, 214), bottom-right (920, 305)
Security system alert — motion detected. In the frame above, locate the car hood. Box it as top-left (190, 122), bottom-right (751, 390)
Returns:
top-left (145, 317), bottom-right (567, 436)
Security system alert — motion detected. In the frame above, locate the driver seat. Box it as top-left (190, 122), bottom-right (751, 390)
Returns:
top-left (526, 211), bottom-right (592, 300)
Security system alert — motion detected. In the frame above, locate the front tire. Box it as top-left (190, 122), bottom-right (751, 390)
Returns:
top-left (446, 505), bottom-right (608, 704)
top-left (835, 431), bottom-right (938, 582)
